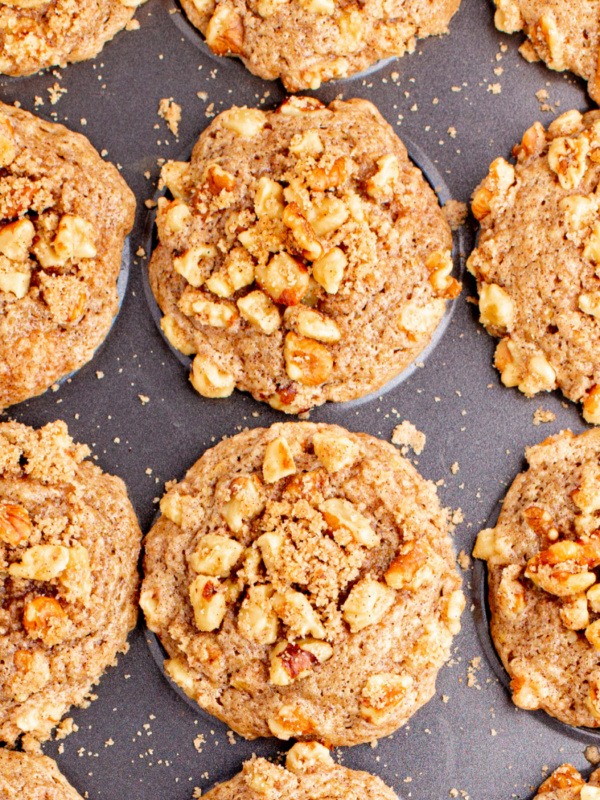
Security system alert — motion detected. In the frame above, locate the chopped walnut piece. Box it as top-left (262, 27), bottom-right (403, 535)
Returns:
top-left (442, 589), bottom-right (465, 634)
top-left (263, 436), bottom-right (296, 483)
top-left (190, 355), bottom-right (236, 398)
top-left (284, 332), bottom-right (333, 386)
top-left (285, 741), bottom-right (332, 772)
top-left (286, 306), bottom-right (340, 343)
top-left (173, 246), bottom-right (217, 288)
top-left (160, 161), bottom-right (191, 199)
top-left (221, 474), bottom-right (265, 532)
top-left (9, 544), bottom-right (70, 581)
top-left (267, 704), bottom-right (315, 738)
top-left (53, 215), bottom-right (97, 262)
top-left (189, 534), bottom-right (244, 576)
top-left (238, 584), bottom-right (278, 644)
top-left (510, 675), bottom-right (541, 710)
top-left (0, 503), bottom-right (31, 545)
top-left (311, 246), bottom-right (346, 294)
top-left (312, 431), bottom-right (359, 473)
top-left (164, 657), bottom-right (197, 699)
top-left (587, 620), bottom-right (600, 652)
top-left (206, 7), bottom-right (245, 55)
top-left (360, 672), bottom-right (413, 724)
top-left (320, 497), bottom-right (378, 548)
top-left (269, 641), bottom-right (319, 685)
top-left (206, 163), bottom-right (235, 194)
top-left (161, 314), bottom-right (196, 356)
top-left (385, 540), bottom-right (435, 590)
top-left (366, 154), bottom-right (399, 200)
top-left (547, 136), bottom-right (590, 191)
top-left (254, 177), bottom-right (285, 220)
top-left (513, 122), bottom-right (546, 162)
top-left (23, 597), bottom-right (68, 645)
top-left (525, 540), bottom-right (597, 596)
top-left (522, 506), bottom-right (554, 535)
top-left (0, 219), bottom-right (34, 262)
top-left (342, 577), bottom-right (395, 632)
top-left (237, 290), bottom-right (281, 334)
top-left (584, 386), bottom-right (600, 425)
top-left (220, 107), bottom-right (266, 137)
top-left (189, 575), bottom-right (227, 632)
top-left (479, 283), bottom-right (515, 330)
top-left (160, 492), bottom-right (183, 525)
top-left (255, 252), bottom-right (309, 306)
top-left (560, 593), bottom-right (589, 630)
top-left (496, 565), bottom-right (527, 618)
top-left (537, 765), bottom-right (585, 794)
top-left (548, 110), bottom-right (584, 139)
top-left (272, 589), bottom-right (326, 639)
top-left (282, 202), bottom-right (323, 261)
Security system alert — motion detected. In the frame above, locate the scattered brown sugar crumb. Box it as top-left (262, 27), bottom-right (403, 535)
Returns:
top-left (451, 461), bottom-right (460, 474)
top-left (533, 407), bottom-right (556, 426)
top-left (158, 98), bottom-right (181, 137)
top-left (193, 734), bottom-right (205, 753)
top-left (536, 89), bottom-right (549, 103)
top-left (47, 83), bottom-right (67, 105)
top-left (487, 83), bottom-right (502, 95)
top-left (391, 421), bottom-right (426, 455)
top-left (54, 718), bottom-right (78, 741)
top-left (457, 550), bottom-right (471, 570)
top-left (443, 200), bottom-right (468, 230)
top-left (125, 18), bottom-right (140, 30)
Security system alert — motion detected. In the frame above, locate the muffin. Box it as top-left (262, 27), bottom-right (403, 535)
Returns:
top-left (150, 97), bottom-right (459, 414)
top-left (141, 422), bottom-right (464, 746)
top-left (0, 102), bottom-right (135, 411)
top-left (494, 0), bottom-right (600, 104)
top-left (180, 0), bottom-right (461, 91)
top-left (0, 420), bottom-right (141, 745)
top-left (0, 0), bottom-right (147, 77)
top-left (0, 749), bottom-right (82, 799)
top-left (474, 428), bottom-right (600, 728)
top-left (202, 741), bottom-right (398, 800)
top-left (468, 109), bottom-right (600, 424)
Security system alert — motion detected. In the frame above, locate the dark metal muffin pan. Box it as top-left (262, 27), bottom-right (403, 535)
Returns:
top-left (0, 0), bottom-right (598, 797)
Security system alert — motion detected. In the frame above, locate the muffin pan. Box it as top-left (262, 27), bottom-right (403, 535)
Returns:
top-left (0, 0), bottom-right (598, 797)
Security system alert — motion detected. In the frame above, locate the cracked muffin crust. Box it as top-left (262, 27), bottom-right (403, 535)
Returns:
top-left (141, 422), bottom-right (464, 746)
top-left (0, 102), bottom-right (135, 412)
top-left (474, 428), bottom-right (600, 728)
top-left (494, 1), bottom-right (600, 105)
top-left (531, 764), bottom-right (600, 800)
top-left (180, 0), bottom-right (460, 91)
top-left (202, 741), bottom-right (398, 800)
top-left (468, 110), bottom-right (600, 425)
top-left (0, 0), bottom-right (147, 77)
top-left (0, 420), bottom-right (141, 746)
top-left (0, 749), bottom-right (82, 799)
top-left (149, 97), bottom-right (459, 414)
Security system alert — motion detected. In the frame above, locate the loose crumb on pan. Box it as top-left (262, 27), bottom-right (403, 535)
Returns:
top-left (158, 98), bottom-right (181, 137)
top-left (533, 407), bottom-right (556, 425)
top-left (391, 421), bottom-right (426, 455)
top-left (585, 745), bottom-right (600, 765)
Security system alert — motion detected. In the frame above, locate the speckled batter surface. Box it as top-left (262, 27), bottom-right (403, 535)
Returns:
top-left (474, 428), bottom-right (600, 728)
top-left (468, 109), bottom-right (600, 425)
top-left (0, 420), bottom-right (141, 746)
top-left (203, 742), bottom-right (398, 800)
top-left (141, 422), bottom-right (464, 746)
top-left (0, 102), bottom-right (135, 412)
top-left (180, 0), bottom-right (460, 90)
top-left (0, 749), bottom-right (82, 799)
top-left (494, 0), bottom-right (600, 104)
top-left (0, 0), bottom-right (147, 77)
top-left (149, 97), bottom-right (458, 414)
